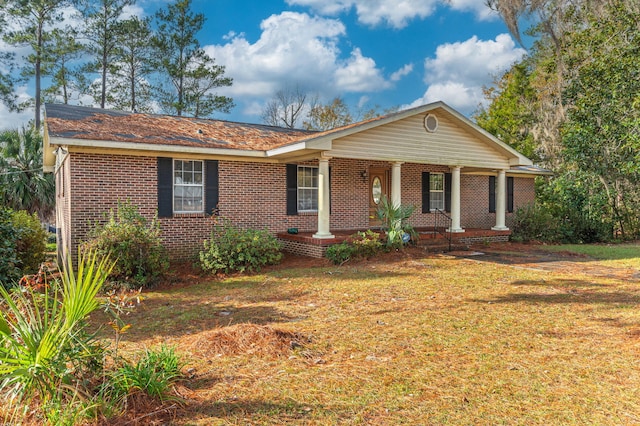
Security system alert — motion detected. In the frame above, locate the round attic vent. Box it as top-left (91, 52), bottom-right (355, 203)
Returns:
top-left (423, 113), bottom-right (438, 133)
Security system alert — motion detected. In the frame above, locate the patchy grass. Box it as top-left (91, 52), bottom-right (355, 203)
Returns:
top-left (94, 244), bottom-right (640, 425)
top-left (540, 243), bottom-right (640, 268)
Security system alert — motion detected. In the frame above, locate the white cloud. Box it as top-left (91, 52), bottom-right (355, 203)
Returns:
top-left (335, 48), bottom-right (389, 92)
top-left (390, 64), bottom-right (413, 82)
top-left (0, 86), bottom-right (35, 131)
top-left (408, 33), bottom-right (526, 113)
top-left (407, 81), bottom-right (483, 110)
top-left (121, 4), bottom-right (145, 19)
top-left (448, 0), bottom-right (497, 20)
top-left (286, 0), bottom-right (440, 29)
top-left (205, 12), bottom-right (391, 117)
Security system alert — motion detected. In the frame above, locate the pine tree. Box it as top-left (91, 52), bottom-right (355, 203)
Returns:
top-left (152, 0), bottom-right (233, 117)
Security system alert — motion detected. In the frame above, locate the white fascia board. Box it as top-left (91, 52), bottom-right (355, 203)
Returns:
top-left (48, 137), bottom-right (268, 158)
top-left (266, 138), bottom-right (332, 157)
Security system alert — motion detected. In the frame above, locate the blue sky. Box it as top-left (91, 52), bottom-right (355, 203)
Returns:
top-left (0, 0), bottom-right (528, 128)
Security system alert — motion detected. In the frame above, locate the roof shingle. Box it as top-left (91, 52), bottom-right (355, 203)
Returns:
top-left (45, 104), bottom-right (317, 151)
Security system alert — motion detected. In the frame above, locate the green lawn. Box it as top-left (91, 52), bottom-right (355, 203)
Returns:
top-left (104, 244), bottom-right (640, 425)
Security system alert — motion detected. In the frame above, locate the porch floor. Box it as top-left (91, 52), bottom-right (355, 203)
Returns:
top-left (277, 228), bottom-right (512, 258)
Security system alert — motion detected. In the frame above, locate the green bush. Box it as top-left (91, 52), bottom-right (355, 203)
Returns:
top-left (326, 230), bottom-right (383, 265)
top-left (199, 218), bottom-right (283, 274)
top-left (556, 210), bottom-right (612, 244)
top-left (82, 201), bottom-right (169, 289)
top-left (11, 210), bottom-right (47, 275)
top-left (0, 208), bottom-right (20, 285)
top-left (511, 203), bottom-right (559, 242)
top-left (352, 230), bottom-right (383, 258)
top-left (326, 241), bottom-right (355, 265)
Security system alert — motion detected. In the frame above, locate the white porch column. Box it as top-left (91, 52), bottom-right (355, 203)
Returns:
top-left (391, 162), bottom-right (403, 207)
top-left (313, 156), bottom-right (334, 239)
top-left (449, 166), bottom-right (465, 233)
top-left (492, 169), bottom-right (509, 231)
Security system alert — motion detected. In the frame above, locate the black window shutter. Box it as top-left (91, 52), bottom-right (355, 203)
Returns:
top-left (444, 172), bottom-right (452, 212)
top-left (422, 172), bottom-right (430, 213)
top-left (286, 164), bottom-right (298, 215)
top-left (157, 157), bottom-right (173, 218)
top-left (205, 160), bottom-right (219, 216)
top-left (489, 176), bottom-right (496, 213)
top-left (507, 176), bottom-right (514, 213)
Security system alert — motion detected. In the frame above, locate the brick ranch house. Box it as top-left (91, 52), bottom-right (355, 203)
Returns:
top-left (43, 102), bottom-right (549, 261)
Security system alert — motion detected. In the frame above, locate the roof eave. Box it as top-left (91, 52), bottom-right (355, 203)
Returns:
top-left (266, 138), bottom-right (332, 158)
top-left (48, 136), bottom-right (269, 158)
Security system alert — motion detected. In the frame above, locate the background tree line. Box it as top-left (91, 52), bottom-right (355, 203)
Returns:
top-left (0, 0), bottom-right (234, 130)
top-left (0, 0), bottom-right (235, 219)
top-left (477, 0), bottom-right (640, 241)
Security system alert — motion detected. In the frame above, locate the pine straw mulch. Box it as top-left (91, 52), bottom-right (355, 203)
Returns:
top-left (183, 323), bottom-right (311, 358)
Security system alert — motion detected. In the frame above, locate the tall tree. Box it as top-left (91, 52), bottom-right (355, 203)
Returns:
top-left (2, 0), bottom-right (73, 129)
top-left (0, 126), bottom-right (54, 219)
top-left (78, 0), bottom-right (134, 109)
top-left (41, 27), bottom-right (84, 104)
top-left (152, 0), bottom-right (233, 117)
top-left (475, 61), bottom-right (539, 161)
top-left (107, 16), bottom-right (155, 112)
top-left (560, 0), bottom-right (640, 238)
top-left (262, 85), bottom-right (316, 129)
top-left (0, 8), bottom-right (17, 111)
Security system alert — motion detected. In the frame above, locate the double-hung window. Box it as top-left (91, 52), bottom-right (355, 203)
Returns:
top-left (297, 166), bottom-right (318, 212)
top-left (429, 172), bottom-right (445, 211)
top-left (174, 159), bottom-right (204, 213)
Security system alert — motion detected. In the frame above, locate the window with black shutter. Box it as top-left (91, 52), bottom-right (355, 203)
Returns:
top-left (157, 157), bottom-right (218, 217)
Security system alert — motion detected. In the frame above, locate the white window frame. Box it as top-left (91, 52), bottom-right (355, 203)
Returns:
top-left (430, 172), bottom-right (445, 211)
top-left (297, 165), bottom-right (318, 212)
top-left (173, 159), bottom-right (204, 214)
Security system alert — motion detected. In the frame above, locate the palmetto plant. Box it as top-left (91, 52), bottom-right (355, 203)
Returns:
top-left (375, 195), bottom-right (418, 249)
top-left (0, 126), bottom-right (55, 220)
top-left (0, 251), bottom-right (114, 420)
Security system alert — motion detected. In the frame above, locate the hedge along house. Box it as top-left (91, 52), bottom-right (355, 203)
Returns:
top-left (43, 102), bottom-right (549, 261)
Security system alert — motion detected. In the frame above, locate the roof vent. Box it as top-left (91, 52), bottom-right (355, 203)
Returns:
top-left (196, 129), bottom-right (203, 134)
top-left (423, 114), bottom-right (438, 133)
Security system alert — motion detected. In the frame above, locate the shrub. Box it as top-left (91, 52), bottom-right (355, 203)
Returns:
top-left (556, 210), bottom-right (612, 244)
top-left (352, 230), bottom-right (383, 258)
top-left (326, 230), bottom-right (383, 265)
top-left (11, 210), bottom-right (47, 275)
top-left (199, 218), bottom-right (283, 274)
top-left (82, 201), bottom-right (169, 289)
top-left (511, 203), bottom-right (559, 243)
top-left (326, 241), bottom-right (355, 265)
top-left (0, 208), bottom-right (20, 285)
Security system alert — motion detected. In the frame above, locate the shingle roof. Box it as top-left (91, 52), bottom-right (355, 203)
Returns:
top-left (44, 104), bottom-right (317, 151)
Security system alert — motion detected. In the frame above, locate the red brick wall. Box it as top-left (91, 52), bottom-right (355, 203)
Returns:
top-left (63, 153), bottom-right (537, 261)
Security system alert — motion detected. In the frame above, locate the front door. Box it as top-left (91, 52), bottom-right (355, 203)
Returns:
top-left (369, 167), bottom-right (390, 227)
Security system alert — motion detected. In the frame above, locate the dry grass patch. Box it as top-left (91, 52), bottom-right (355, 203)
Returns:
top-left (95, 244), bottom-right (640, 425)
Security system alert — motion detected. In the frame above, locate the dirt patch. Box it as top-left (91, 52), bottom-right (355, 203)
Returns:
top-left (455, 242), bottom-right (639, 280)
